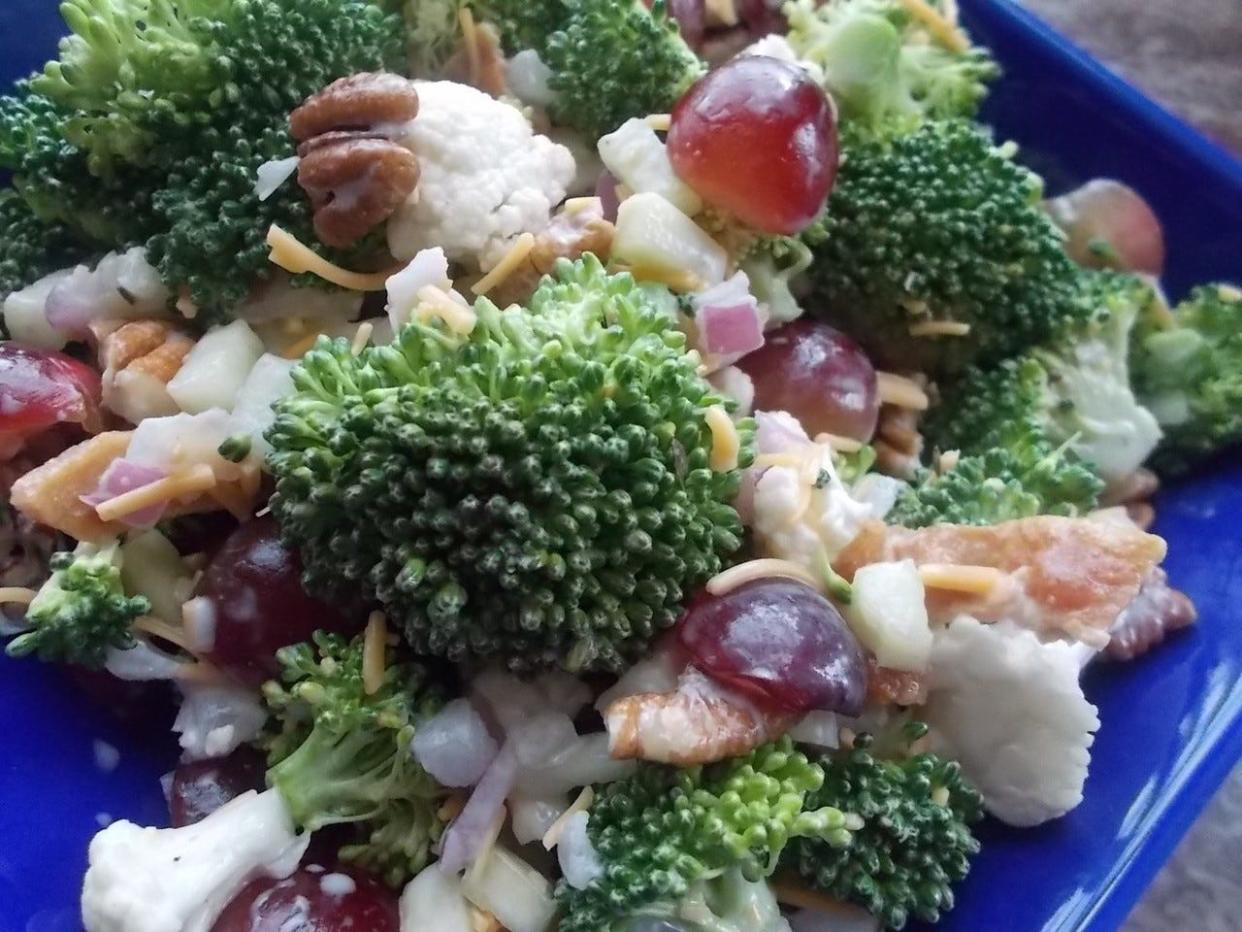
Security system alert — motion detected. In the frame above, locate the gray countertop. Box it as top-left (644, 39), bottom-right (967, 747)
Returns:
top-left (1019, 2), bottom-right (1241, 928)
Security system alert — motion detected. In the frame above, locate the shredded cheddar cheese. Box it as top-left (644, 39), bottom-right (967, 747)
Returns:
top-left (351, 321), bottom-right (374, 355)
top-left (459, 7), bottom-right (481, 89)
top-left (266, 225), bottom-right (391, 292)
top-left (918, 563), bottom-right (1005, 595)
top-left (644, 112), bottom-right (672, 132)
top-left (362, 610), bottom-right (387, 696)
top-left (754, 452), bottom-right (808, 469)
top-left (415, 285), bottom-right (478, 335)
top-left (705, 405), bottom-right (740, 471)
top-left (897, 0), bottom-right (969, 52)
top-left (0, 587), bottom-right (37, 606)
top-left (471, 232), bottom-right (536, 296)
top-left (815, 432), bottom-right (865, 454)
top-left (93, 465), bottom-right (217, 523)
top-left (542, 786), bottom-right (595, 850)
top-left (876, 371), bottom-right (931, 410)
top-left (135, 614), bottom-right (192, 652)
top-left (562, 196), bottom-right (598, 215)
top-left (908, 319), bottom-right (972, 338)
top-left (707, 559), bottom-right (821, 595)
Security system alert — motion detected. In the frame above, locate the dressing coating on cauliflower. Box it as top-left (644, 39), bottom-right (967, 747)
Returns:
top-left (922, 617), bottom-right (1100, 827)
top-left (387, 80), bottom-right (576, 270)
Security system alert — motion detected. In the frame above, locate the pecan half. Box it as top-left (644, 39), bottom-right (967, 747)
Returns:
top-left (291, 73), bottom-right (422, 247)
top-left (1105, 567), bottom-right (1197, 662)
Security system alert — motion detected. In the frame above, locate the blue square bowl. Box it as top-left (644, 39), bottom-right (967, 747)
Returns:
top-left (1, 1), bottom-right (1240, 929)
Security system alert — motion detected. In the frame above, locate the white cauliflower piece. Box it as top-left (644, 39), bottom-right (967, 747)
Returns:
top-left (81, 788), bottom-right (308, 932)
top-left (388, 81), bottom-right (576, 270)
top-left (752, 439), bottom-right (874, 567)
top-left (923, 617), bottom-right (1100, 827)
top-left (173, 680), bottom-right (268, 761)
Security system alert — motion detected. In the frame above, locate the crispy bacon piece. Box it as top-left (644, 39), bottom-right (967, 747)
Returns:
top-left (836, 516), bottom-right (1167, 647)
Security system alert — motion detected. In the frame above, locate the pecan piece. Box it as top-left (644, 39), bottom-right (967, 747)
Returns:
top-left (291, 73), bottom-right (422, 248)
top-left (290, 73), bottom-right (420, 141)
top-left (1105, 567), bottom-right (1197, 662)
top-left (488, 199), bottom-right (616, 307)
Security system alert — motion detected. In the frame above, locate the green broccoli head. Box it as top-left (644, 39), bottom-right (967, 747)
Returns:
top-left (267, 255), bottom-right (752, 673)
top-left (557, 738), bottom-right (856, 932)
top-left (888, 445), bottom-right (1103, 529)
top-left (0, 190), bottom-right (93, 315)
top-left (788, 725), bottom-right (983, 930)
top-left (1133, 283), bottom-right (1242, 474)
top-left (926, 271), bottom-right (1162, 484)
top-left (785, 0), bottom-right (998, 138)
top-left (474, 0), bottom-right (704, 140)
top-left (805, 121), bottom-right (1084, 376)
top-left (263, 630), bottom-right (446, 886)
top-left (6, 542), bottom-right (149, 667)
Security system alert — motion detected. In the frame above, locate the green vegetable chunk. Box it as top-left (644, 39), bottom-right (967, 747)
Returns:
top-left (1133, 283), bottom-right (1242, 474)
top-left (6, 542), bottom-right (149, 667)
top-left (805, 121), bottom-right (1084, 376)
top-left (267, 255), bottom-right (751, 672)
top-left (263, 631), bottom-right (446, 886)
top-left (557, 738), bottom-right (855, 931)
top-left (788, 726), bottom-right (983, 930)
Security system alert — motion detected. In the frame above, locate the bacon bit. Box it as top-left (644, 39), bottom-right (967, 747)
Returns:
top-left (707, 558), bottom-right (822, 596)
top-left (876, 372), bottom-right (930, 411)
top-left (908, 320), bottom-right (971, 338)
top-left (835, 516), bottom-right (1167, 647)
top-left (1105, 567), bottom-right (1197, 662)
top-left (94, 464), bottom-right (217, 523)
top-left (542, 786), bottom-right (594, 850)
top-left (866, 658), bottom-right (928, 707)
top-left (605, 669), bottom-right (796, 765)
top-left (9, 432), bottom-right (132, 541)
top-left (362, 610), bottom-right (387, 696)
top-left (0, 587), bottom-right (37, 606)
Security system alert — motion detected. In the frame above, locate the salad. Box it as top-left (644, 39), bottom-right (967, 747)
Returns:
top-left (1, 0), bottom-right (1239, 930)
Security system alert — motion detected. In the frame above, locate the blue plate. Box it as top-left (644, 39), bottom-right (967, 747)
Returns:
top-left (1, 1), bottom-right (1240, 930)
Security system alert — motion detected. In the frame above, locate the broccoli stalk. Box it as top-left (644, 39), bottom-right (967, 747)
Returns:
top-left (785, 0), bottom-right (998, 139)
top-left (6, 541), bottom-right (149, 667)
top-left (471, 0), bottom-right (704, 139)
top-left (556, 738), bottom-right (857, 931)
top-left (262, 631), bottom-right (446, 886)
top-left (787, 724), bottom-right (984, 930)
top-left (267, 255), bottom-right (752, 673)
top-left (1132, 283), bottom-right (1242, 474)
top-left (804, 121), bottom-right (1085, 376)
top-left (926, 270), bottom-right (1163, 485)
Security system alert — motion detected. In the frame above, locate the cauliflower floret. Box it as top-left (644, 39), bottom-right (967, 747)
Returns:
top-left (388, 81), bottom-right (577, 270)
top-left (81, 788), bottom-right (308, 932)
top-left (751, 432), bottom-right (875, 568)
top-left (923, 616), bottom-right (1100, 827)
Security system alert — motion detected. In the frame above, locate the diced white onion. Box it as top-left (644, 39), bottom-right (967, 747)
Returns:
top-left (556, 811), bottom-right (604, 890)
top-left (411, 699), bottom-right (499, 788)
top-left (45, 248), bottom-right (170, 335)
top-left (788, 711), bottom-right (840, 749)
top-left (166, 319), bottom-right (265, 414)
top-left (509, 795), bottom-right (569, 846)
top-left (399, 866), bottom-right (473, 932)
top-left (2, 270), bottom-right (71, 349)
top-left (254, 156), bottom-right (299, 202)
top-left (386, 247), bottom-right (451, 331)
top-left (460, 847), bottom-right (557, 932)
top-left (506, 50), bottom-right (557, 108)
top-left (513, 733), bottom-right (637, 797)
top-left (438, 745), bottom-right (518, 875)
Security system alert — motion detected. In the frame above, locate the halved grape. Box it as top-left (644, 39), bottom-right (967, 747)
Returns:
top-left (668, 55), bottom-right (838, 235)
top-left (168, 746), bottom-right (266, 827)
top-left (211, 867), bottom-right (399, 932)
top-left (1044, 179), bottom-right (1165, 275)
top-left (677, 578), bottom-right (868, 716)
top-left (737, 320), bottom-right (880, 441)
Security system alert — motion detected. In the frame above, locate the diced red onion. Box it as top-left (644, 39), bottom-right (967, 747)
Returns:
top-left (595, 172), bottom-right (620, 224)
top-left (80, 459), bottom-right (169, 528)
top-left (697, 303), bottom-right (765, 357)
top-left (438, 744), bottom-right (519, 875)
top-left (411, 698), bottom-right (499, 788)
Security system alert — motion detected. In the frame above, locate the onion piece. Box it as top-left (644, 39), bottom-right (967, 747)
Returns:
top-left (104, 638), bottom-right (188, 681)
top-left (438, 745), bottom-right (519, 875)
top-left (411, 699), bottom-right (499, 788)
top-left (513, 733), bottom-right (637, 797)
top-left (45, 248), bottom-right (170, 336)
top-left (386, 247), bottom-right (452, 331)
top-left (556, 811), bottom-right (604, 890)
top-left (509, 795), bottom-right (569, 846)
top-left (505, 49), bottom-right (556, 109)
top-left (399, 865), bottom-right (474, 932)
top-left (509, 712), bottom-right (578, 768)
top-left (459, 846), bottom-right (556, 932)
top-left (80, 460), bottom-right (169, 528)
top-left (254, 156), bottom-right (299, 202)
top-left (788, 710), bottom-right (840, 749)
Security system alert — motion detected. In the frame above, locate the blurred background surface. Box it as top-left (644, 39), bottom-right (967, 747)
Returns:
top-left (1022, 6), bottom-right (1242, 928)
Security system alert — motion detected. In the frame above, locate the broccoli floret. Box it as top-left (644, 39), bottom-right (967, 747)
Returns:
top-left (785, 0), bottom-right (998, 138)
top-left (888, 445), bottom-right (1102, 529)
top-left (556, 738), bottom-right (856, 931)
top-left (1132, 283), bottom-right (1242, 474)
top-left (267, 255), bottom-right (751, 673)
top-left (787, 725), bottom-right (983, 930)
top-left (804, 121), bottom-right (1084, 376)
top-left (0, 190), bottom-right (93, 316)
top-left (927, 271), bottom-right (1162, 484)
top-left (6, 541), bottom-right (149, 667)
top-left (612, 869), bottom-right (789, 932)
top-left (262, 631), bottom-right (446, 886)
top-left (473, 0), bottom-right (704, 139)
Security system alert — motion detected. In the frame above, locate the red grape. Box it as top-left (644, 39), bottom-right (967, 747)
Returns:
top-left (1044, 179), bottom-right (1165, 276)
top-left (198, 516), bottom-right (359, 686)
top-left (668, 56), bottom-right (838, 235)
top-left (0, 343), bottom-right (102, 460)
top-left (168, 746), bottom-right (267, 827)
top-left (211, 867), bottom-right (399, 932)
top-left (737, 320), bottom-right (879, 441)
top-left (677, 578), bottom-right (868, 716)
